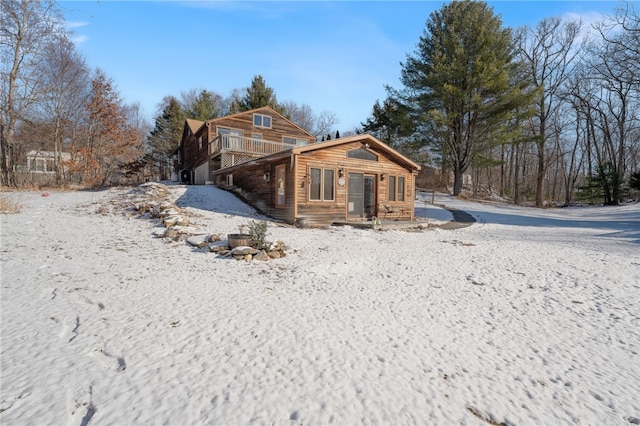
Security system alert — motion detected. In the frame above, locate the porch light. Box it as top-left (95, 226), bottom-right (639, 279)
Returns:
top-left (362, 142), bottom-right (370, 149)
top-left (380, 173), bottom-right (386, 181)
top-left (263, 172), bottom-right (270, 181)
top-left (338, 168), bottom-right (345, 177)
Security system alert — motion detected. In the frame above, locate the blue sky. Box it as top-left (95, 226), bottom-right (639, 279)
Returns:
top-left (60, 1), bottom-right (621, 132)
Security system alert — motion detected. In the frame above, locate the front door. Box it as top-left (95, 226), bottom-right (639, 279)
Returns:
top-left (348, 173), bottom-right (376, 219)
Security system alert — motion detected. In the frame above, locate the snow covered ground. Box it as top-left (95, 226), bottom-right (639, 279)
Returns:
top-left (1, 183), bottom-right (639, 425)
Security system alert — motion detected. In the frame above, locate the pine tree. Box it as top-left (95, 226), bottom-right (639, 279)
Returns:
top-left (186, 90), bottom-right (222, 121)
top-left (398, 0), bottom-right (535, 195)
top-left (229, 75), bottom-right (284, 114)
top-left (335, 130), bottom-right (340, 139)
top-left (148, 97), bottom-right (185, 179)
top-left (361, 97), bottom-right (414, 147)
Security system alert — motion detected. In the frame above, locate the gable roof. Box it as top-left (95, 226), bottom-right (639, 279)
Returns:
top-left (212, 133), bottom-right (420, 175)
top-left (207, 106), bottom-right (316, 140)
top-left (185, 118), bottom-right (205, 134)
top-left (291, 134), bottom-right (420, 170)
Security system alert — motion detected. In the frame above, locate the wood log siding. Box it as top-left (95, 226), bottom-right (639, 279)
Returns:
top-left (215, 159), bottom-right (294, 223)
top-left (295, 142), bottom-right (416, 223)
top-left (182, 128), bottom-right (209, 172)
top-left (211, 138), bottom-right (418, 225)
top-left (210, 113), bottom-right (313, 147)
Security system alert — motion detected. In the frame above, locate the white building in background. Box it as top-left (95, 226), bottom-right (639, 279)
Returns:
top-left (26, 150), bottom-right (71, 174)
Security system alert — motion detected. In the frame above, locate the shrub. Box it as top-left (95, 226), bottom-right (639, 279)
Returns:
top-left (0, 196), bottom-right (22, 214)
top-left (247, 220), bottom-right (268, 249)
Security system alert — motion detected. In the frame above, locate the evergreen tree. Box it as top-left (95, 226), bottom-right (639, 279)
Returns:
top-left (630, 171), bottom-right (640, 191)
top-left (361, 97), bottom-right (414, 147)
top-left (185, 89), bottom-right (222, 121)
top-left (335, 130), bottom-right (340, 139)
top-left (398, 0), bottom-right (535, 195)
top-left (229, 75), bottom-right (284, 114)
top-left (326, 133), bottom-right (331, 141)
top-left (147, 97), bottom-right (185, 179)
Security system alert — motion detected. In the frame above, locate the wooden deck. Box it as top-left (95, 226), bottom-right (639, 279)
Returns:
top-left (211, 134), bottom-right (292, 158)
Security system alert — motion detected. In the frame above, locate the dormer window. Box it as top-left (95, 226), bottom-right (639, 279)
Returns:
top-left (253, 114), bottom-right (272, 128)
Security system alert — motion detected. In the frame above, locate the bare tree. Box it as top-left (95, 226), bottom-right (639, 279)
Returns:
top-left (280, 101), bottom-right (338, 139)
top-left (1, 0), bottom-right (62, 186)
top-left (35, 31), bottom-right (90, 184)
top-left (518, 17), bottom-right (583, 207)
top-left (586, 33), bottom-right (638, 204)
top-left (313, 110), bottom-right (339, 140)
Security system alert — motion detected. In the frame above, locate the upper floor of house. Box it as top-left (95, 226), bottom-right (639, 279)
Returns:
top-left (177, 106), bottom-right (316, 170)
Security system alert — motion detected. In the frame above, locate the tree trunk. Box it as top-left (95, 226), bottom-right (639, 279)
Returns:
top-left (453, 168), bottom-right (464, 196)
top-left (535, 139), bottom-right (545, 207)
top-left (514, 143), bottom-right (521, 205)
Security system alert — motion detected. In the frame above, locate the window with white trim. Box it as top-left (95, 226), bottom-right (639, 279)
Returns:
top-left (253, 114), bottom-right (272, 128)
top-left (309, 167), bottom-right (335, 201)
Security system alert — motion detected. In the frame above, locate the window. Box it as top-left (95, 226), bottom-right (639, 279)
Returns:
top-left (251, 133), bottom-right (262, 148)
top-left (347, 148), bottom-right (378, 161)
top-left (283, 136), bottom-right (309, 146)
top-left (218, 127), bottom-right (243, 149)
top-left (388, 176), bottom-right (396, 201)
top-left (35, 159), bottom-right (47, 172)
top-left (253, 114), bottom-right (272, 128)
top-left (198, 136), bottom-right (203, 150)
top-left (388, 175), bottom-right (406, 202)
top-left (275, 165), bottom-right (285, 208)
top-left (309, 167), bottom-right (335, 201)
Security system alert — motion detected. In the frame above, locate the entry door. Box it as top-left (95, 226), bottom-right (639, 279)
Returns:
top-left (348, 173), bottom-right (376, 219)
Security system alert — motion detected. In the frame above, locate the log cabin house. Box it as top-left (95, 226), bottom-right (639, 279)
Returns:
top-left (175, 107), bottom-right (315, 185)
top-left (175, 107), bottom-right (421, 226)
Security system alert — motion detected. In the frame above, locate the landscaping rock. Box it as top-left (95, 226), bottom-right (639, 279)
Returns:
top-left (253, 250), bottom-right (270, 261)
top-left (187, 234), bottom-right (209, 248)
top-left (208, 241), bottom-right (229, 253)
top-left (230, 246), bottom-right (259, 256)
top-left (164, 215), bottom-right (184, 228)
top-left (125, 182), bottom-right (289, 262)
top-left (151, 228), bottom-right (167, 238)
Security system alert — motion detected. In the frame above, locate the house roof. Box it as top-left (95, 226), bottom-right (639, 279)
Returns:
top-left (27, 150), bottom-right (71, 160)
top-left (185, 118), bottom-right (205, 134)
top-left (291, 134), bottom-right (420, 170)
top-left (212, 133), bottom-right (421, 175)
top-left (207, 106), bottom-right (316, 140)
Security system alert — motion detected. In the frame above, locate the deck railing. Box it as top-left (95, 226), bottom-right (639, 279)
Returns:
top-left (211, 134), bottom-right (292, 157)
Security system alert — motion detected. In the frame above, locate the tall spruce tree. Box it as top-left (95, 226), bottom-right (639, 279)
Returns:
top-left (185, 89), bottom-right (222, 121)
top-left (147, 97), bottom-right (185, 179)
top-left (229, 75), bottom-right (284, 114)
top-left (399, 0), bottom-right (535, 195)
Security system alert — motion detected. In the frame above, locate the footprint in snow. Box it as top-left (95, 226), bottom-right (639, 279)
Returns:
top-left (467, 275), bottom-right (485, 286)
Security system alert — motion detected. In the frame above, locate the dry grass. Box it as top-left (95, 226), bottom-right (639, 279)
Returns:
top-left (0, 196), bottom-right (22, 214)
top-left (466, 406), bottom-right (508, 426)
